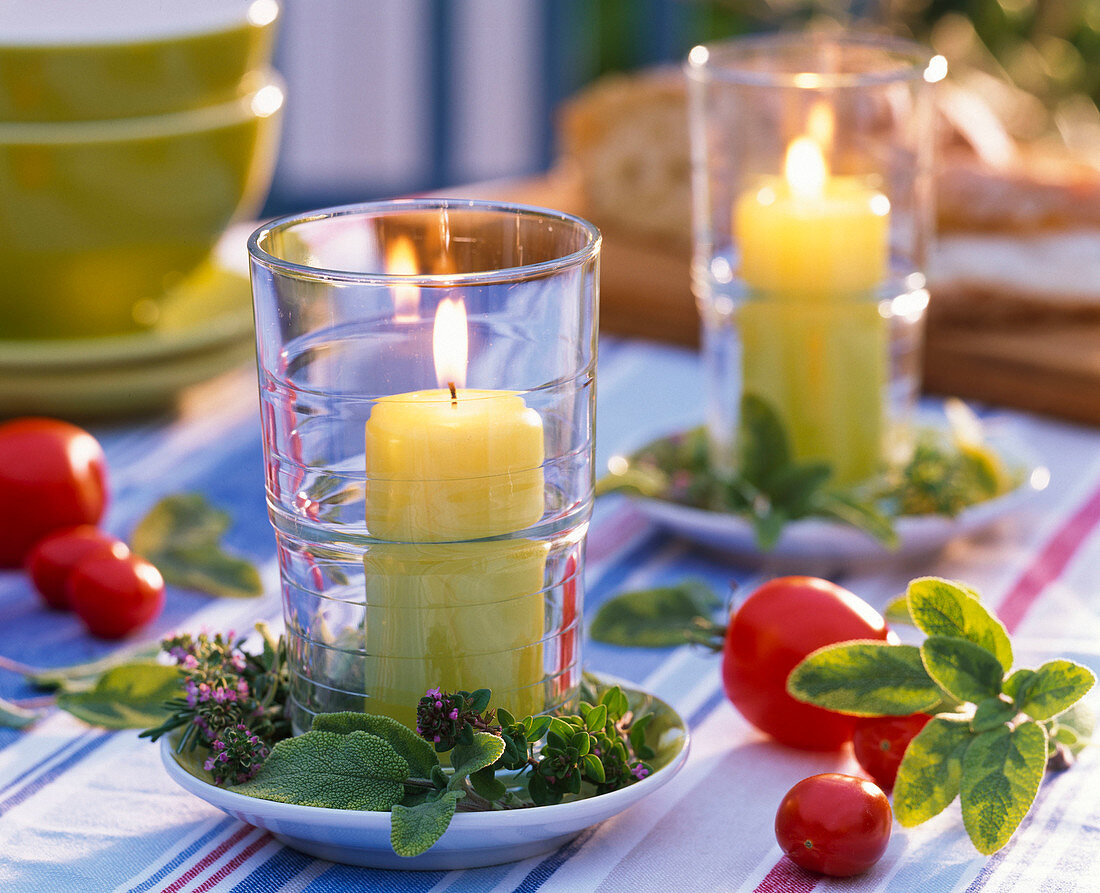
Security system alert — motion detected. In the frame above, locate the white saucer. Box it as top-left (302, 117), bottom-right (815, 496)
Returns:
top-left (628, 426), bottom-right (1048, 569)
top-left (160, 688), bottom-right (690, 870)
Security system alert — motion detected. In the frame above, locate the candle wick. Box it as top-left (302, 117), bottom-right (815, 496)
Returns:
top-left (448, 381), bottom-right (457, 407)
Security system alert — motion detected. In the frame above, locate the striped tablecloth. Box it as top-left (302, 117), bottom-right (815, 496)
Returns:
top-left (2, 337), bottom-right (1099, 892)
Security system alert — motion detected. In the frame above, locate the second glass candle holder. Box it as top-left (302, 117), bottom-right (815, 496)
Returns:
top-left (686, 34), bottom-right (943, 486)
top-left (248, 200), bottom-right (601, 733)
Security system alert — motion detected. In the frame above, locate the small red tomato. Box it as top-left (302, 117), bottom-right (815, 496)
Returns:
top-left (722, 576), bottom-right (895, 750)
top-left (0, 418), bottom-right (109, 568)
top-left (68, 552), bottom-right (165, 639)
top-left (852, 713), bottom-right (932, 791)
top-left (25, 526), bottom-right (129, 610)
top-left (775, 773), bottom-right (892, 877)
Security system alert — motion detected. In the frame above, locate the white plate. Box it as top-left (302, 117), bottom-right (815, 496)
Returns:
top-left (160, 688), bottom-right (690, 870)
top-left (629, 428), bottom-right (1048, 569)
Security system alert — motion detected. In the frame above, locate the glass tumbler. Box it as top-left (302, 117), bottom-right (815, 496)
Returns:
top-left (248, 199), bottom-right (601, 733)
top-left (686, 34), bottom-right (943, 485)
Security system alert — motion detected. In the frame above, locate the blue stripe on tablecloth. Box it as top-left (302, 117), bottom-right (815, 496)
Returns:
top-left (0, 729), bottom-right (97, 794)
top-left (125, 817), bottom-right (237, 893)
top-left (0, 731), bottom-right (110, 816)
top-left (302, 864), bottom-right (448, 892)
top-left (510, 828), bottom-right (598, 893)
top-left (224, 845), bottom-right (316, 893)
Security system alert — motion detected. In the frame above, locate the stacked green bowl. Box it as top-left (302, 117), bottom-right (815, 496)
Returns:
top-left (0, 0), bottom-right (284, 413)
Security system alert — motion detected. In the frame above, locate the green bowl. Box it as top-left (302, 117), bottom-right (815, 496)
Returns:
top-left (0, 72), bottom-right (284, 340)
top-left (0, 0), bottom-right (280, 122)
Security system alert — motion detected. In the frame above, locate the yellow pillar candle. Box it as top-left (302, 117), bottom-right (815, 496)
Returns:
top-left (734, 134), bottom-right (890, 485)
top-left (363, 297), bottom-right (547, 726)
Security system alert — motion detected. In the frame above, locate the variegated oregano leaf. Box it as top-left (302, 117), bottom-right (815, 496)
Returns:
top-left (787, 577), bottom-right (1096, 856)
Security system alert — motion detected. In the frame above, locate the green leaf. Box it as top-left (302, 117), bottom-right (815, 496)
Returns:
top-left (600, 686), bottom-right (630, 720)
top-left (960, 721), bottom-right (1047, 854)
top-left (131, 494), bottom-right (263, 598)
top-left (907, 578), bottom-right (1013, 671)
top-left (971, 696), bottom-right (1017, 733)
top-left (311, 712), bottom-right (439, 779)
top-left (151, 547), bottom-right (263, 599)
top-left (56, 662), bottom-right (181, 729)
top-left (1014, 660), bottom-right (1096, 721)
top-left (26, 642), bottom-right (163, 691)
top-left (585, 704), bottom-right (608, 732)
top-left (813, 492), bottom-right (898, 548)
top-left (1051, 702), bottom-right (1094, 755)
top-left (787, 642), bottom-right (944, 716)
top-left (894, 716), bottom-right (975, 826)
top-left (467, 689), bottom-right (491, 714)
top-left (390, 790), bottom-right (462, 857)
top-left (884, 594), bottom-right (915, 626)
top-left (0, 697), bottom-right (40, 728)
top-left (583, 753), bottom-right (606, 783)
top-left (469, 766), bottom-right (507, 801)
top-left (1004, 668), bottom-right (1037, 703)
top-left (448, 732), bottom-right (505, 789)
top-left (589, 580), bottom-right (719, 648)
top-left (232, 730), bottom-right (407, 810)
top-left (737, 393), bottom-right (790, 486)
top-left (920, 636), bottom-right (1005, 704)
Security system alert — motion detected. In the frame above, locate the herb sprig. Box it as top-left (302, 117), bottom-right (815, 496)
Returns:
top-left (787, 577), bottom-right (1096, 854)
top-left (596, 395), bottom-right (1015, 550)
top-left (224, 682), bottom-right (657, 857)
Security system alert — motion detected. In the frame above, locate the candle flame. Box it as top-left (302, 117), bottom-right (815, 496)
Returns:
top-left (433, 297), bottom-right (468, 390)
top-left (387, 236), bottom-right (420, 323)
top-left (785, 136), bottom-right (828, 202)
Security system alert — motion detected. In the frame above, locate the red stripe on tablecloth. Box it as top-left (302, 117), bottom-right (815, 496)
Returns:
top-left (159, 825), bottom-right (256, 893)
top-left (753, 476), bottom-right (1100, 893)
top-left (995, 482), bottom-right (1100, 633)
top-left (752, 857), bottom-right (820, 892)
top-left (185, 832), bottom-right (274, 893)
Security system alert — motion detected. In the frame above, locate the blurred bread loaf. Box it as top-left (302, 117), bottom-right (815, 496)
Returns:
top-left (556, 65), bottom-right (1100, 324)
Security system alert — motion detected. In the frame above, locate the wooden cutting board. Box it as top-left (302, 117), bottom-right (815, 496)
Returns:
top-left (456, 176), bottom-right (1100, 427)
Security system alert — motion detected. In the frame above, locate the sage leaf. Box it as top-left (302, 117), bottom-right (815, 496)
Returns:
top-left (960, 721), bottom-right (1047, 854)
top-left (469, 766), bottom-right (507, 801)
top-left (0, 697), bottom-right (40, 728)
top-left (738, 393), bottom-right (790, 486)
top-left (589, 580), bottom-right (719, 648)
top-left (1050, 702), bottom-right (1094, 756)
top-left (1004, 668), bottom-right (1037, 704)
top-left (812, 492), bottom-right (898, 549)
top-left (971, 696), bottom-right (1017, 733)
top-left (27, 642), bottom-right (162, 691)
top-left (907, 578), bottom-right (1013, 672)
top-left (894, 716), bottom-right (975, 826)
top-left (232, 730), bottom-right (407, 810)
top-left (150, 547), bottom-right (263, 599)
top-left (787, 642), bottom-right (944, 716)
top-left (311, 712), bottom-right (439, 779)
top-left (391, 790), bottom-right (462, 857)
top-left (131, 494), bottom-right (263, 599)
top-left (1014, 660), bottom-right (1096, 721)
top-left (448, 732), bottom-right (505, 790)
top-left (56, 662), bottom-right (181, 729)
top-left (920, 636), bottom-right (1005, 704)
top-left (884, 594), bottom-right (915, 627)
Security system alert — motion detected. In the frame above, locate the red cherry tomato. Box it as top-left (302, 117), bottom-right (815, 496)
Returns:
top-left (722, 576), bottom-right (895, 750)
top-left (0, 418), bottom-right (109, 568)
top-left (25, 526), bottom-right (129, 610)
top-left (68, 552), bottom-right (164, 639)
top-left (852, 713), bottom-right (932, 791)
top-left (775, 773), bottom-right (892, 877)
